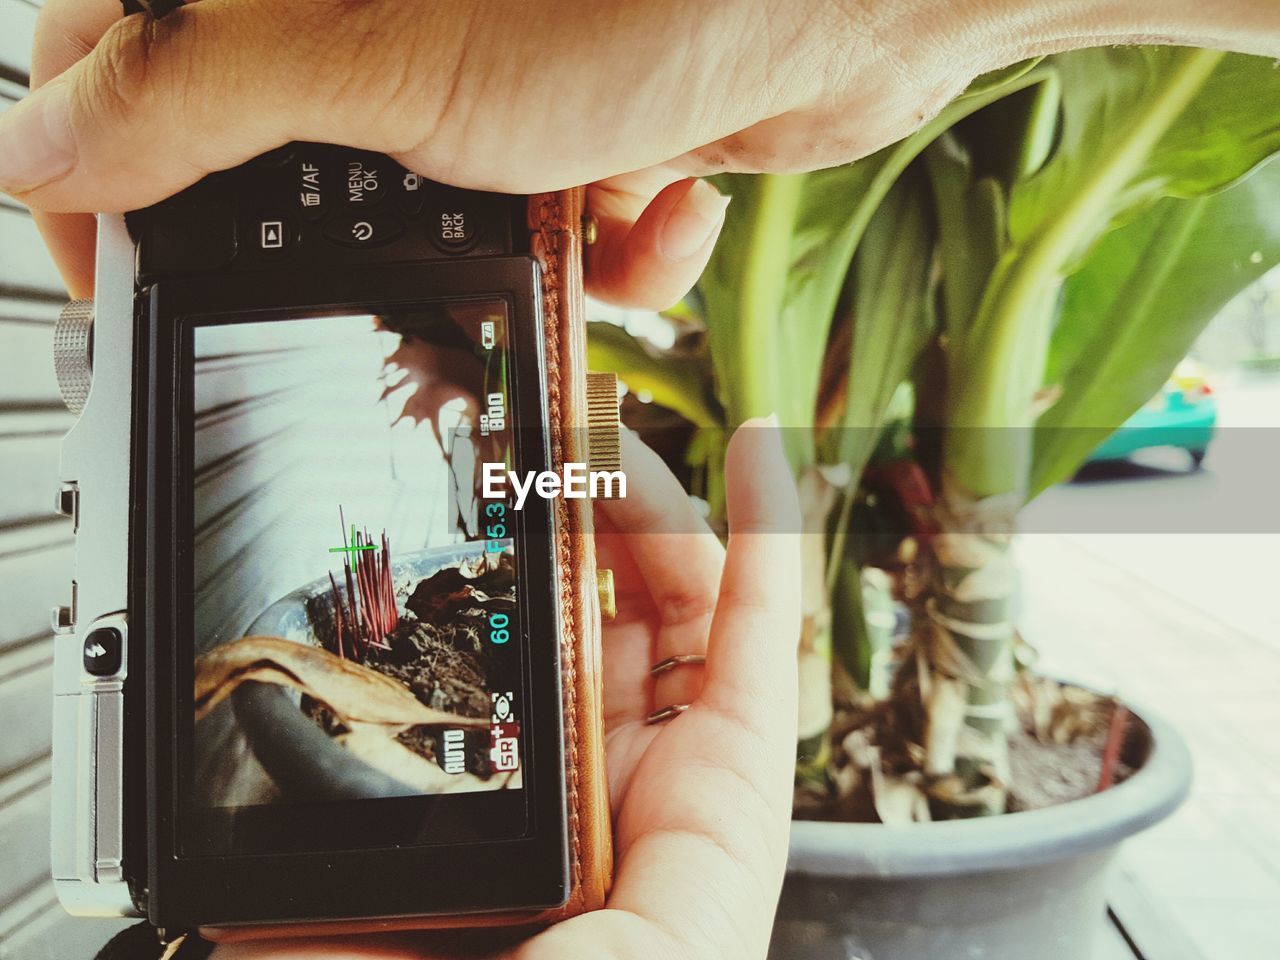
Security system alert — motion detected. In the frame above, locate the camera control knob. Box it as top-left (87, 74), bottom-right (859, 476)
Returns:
top-left (585, 372), bottom-right (621, 475)
top-left (54, 299), bottom-right (95, 414)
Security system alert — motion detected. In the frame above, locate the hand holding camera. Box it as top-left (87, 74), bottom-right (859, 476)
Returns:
top-left (205, 425), bottom-right (802, 960)
top-left (19, 0), bottom-right (1276, 315)
top-left (45, 117), bottom-right (801, 953)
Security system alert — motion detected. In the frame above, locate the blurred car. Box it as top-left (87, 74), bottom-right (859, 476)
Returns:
top-left (1087, 359), bottom-right (1217, 468)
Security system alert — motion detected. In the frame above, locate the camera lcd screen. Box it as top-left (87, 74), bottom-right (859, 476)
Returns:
top-left (184, 300), bottom-right (535, 854)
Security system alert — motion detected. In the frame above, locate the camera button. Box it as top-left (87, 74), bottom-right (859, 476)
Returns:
top-left (52, 605), bottom-right (74, 634)
top-left (428, 196), bottom-right (478, 253)
top-left (253, 215), bottom-right (294, 253)
top-left (324, 212), bottom-right (404, 247)
top-left (293, 154), bottom-right (329, 221)
top-left (395, 171), bottom-right (428, 217)
top-left (54, 482), bottom-right (79, 530)
top-left (83, 627), bottom-right (124, 678)
top-left (341, 153), bottom-right (389, 208)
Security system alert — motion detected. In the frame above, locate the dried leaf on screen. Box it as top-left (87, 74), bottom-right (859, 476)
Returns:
top-left (194, 635), bottom-right (488, 730)
top-left (337, 726), bottom-right (496, 792)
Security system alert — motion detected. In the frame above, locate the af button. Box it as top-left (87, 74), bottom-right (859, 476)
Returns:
top-left (294, 154), bottom-right (328, 221)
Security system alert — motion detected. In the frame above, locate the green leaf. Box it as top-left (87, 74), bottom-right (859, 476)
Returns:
top-left (1009, 49), bottom-right (1280, 258)
top-left (830, 555), bottom-right (869, 688)
top-left (962, 59), bottom-right (1046, 100)
top-left (951, 68), bottom-right (1063, 187)
top-left (923, 134), bottom-right (1007, 339)
top-left (1030, 156), bottom-right (1280, 495)
top-left (695, 64), bottom-right (1054, 468)
top-left (830, 170), bottom-right (938, 482)
top-left (823, 172), bottom-right (939, 589)
top-left (943, 49), bottom-right (1280, 499)
top-left (585, 321), bottom-right (723, 429)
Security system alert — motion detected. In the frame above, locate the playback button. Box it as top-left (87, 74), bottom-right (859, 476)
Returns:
top-left (253, 215), bottom-right (294, 253)
top-left (323, 212), bottom-right (404, 247)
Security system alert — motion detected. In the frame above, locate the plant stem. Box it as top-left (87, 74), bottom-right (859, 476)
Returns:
top-left (922, 501), bottom-right (1017, 817)
top-left (927, 49), bottom-right (1225, 815)
top-left (727, 173), bottom-right (803, 424)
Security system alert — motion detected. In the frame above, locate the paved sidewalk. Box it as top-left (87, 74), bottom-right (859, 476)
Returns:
top-left (1016, 532), bottom-right (1280, 960)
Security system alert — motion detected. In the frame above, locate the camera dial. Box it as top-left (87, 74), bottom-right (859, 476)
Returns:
top-left (54, 298), bottom-right (95, 414)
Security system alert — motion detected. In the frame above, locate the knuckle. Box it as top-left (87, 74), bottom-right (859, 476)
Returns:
top-left (660, 588), bottom-right (719, 630)
top-left (82, 17), bottom-right (152, 130)
top-left (81, 12), bottom-right (201, 135)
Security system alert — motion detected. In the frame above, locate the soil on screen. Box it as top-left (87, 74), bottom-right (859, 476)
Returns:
top-left (304, 553), bottom-right (517, 779)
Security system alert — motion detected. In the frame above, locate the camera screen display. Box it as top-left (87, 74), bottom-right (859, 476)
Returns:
top-left (186, 300), bottom-right (530, 849)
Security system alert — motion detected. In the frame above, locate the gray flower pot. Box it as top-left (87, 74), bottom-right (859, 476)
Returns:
top-left (770, 704), bottom-right (1191, 960)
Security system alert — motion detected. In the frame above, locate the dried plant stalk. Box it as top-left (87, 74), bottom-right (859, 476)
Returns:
top-left (330, 511), bottom-right (399, 661)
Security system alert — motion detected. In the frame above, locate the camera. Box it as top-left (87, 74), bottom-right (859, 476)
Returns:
top-left (49, 144), bottom-right (616, 932)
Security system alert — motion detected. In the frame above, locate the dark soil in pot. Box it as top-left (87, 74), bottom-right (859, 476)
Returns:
top-left (797, 676), bottom-right (1138, 825)
top-left (770, 700), bottom-right (1191, 960)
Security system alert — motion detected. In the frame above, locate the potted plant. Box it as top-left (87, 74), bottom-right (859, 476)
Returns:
top-left (590, 46), bottom-right (1280, 959)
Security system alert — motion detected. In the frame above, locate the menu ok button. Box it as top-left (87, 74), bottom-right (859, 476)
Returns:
top-left (324, 213), bottom-right (404, 247)
top-left (342, 155), bottom-right (388, 207)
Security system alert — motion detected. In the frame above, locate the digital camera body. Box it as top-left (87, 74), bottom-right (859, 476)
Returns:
top-left (49, 145), bottom-right (612, 933)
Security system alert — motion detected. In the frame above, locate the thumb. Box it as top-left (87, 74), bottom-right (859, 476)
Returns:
top-left (0, 0), bottom-right (448, 211)
top-left (702, 417), bottom-right (802, 743)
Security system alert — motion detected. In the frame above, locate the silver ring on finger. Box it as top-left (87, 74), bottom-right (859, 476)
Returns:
top-left (645, 703), bottom-right (691, 725)
top-left (649, 654), bottom-right (707, 678)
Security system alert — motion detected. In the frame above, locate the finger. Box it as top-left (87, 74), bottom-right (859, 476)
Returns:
top-left (591, 510), bottom-right (649, 624)
top-left (30, 0), bottom-right (123, 86)
top-left (701, 417), bottom-right (801, 747)
top-left (585, 172), bottom-right (729, 310)
top-left (598, 429), bottom-right (723, 709)
top-left (592, 510), bottom-right (659, 730)
top-left (0, 0), bottom-right (785, 212)
top-left (210, 935), bottom-right (422, 959)
top-left (207, 926), bottom-right (525, 959)
top-left (28, 209), bottom-right (94, 297)
top-left (25, 0), bottom-right (126, 294)
top-left (0, 0), bottom-right (453, 210)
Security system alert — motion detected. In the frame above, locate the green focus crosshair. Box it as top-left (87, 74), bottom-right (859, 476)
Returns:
top-left (329, 523), bottom-right (378, 555)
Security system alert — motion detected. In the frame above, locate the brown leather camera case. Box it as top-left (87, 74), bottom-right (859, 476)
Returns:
top-left (208, 189), bottom-right (612, 941)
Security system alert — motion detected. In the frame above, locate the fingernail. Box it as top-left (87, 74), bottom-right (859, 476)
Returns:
top-left (659, 179), bottom-right (730, 262)
top-left (0, 79), bottom-right (76, 193)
